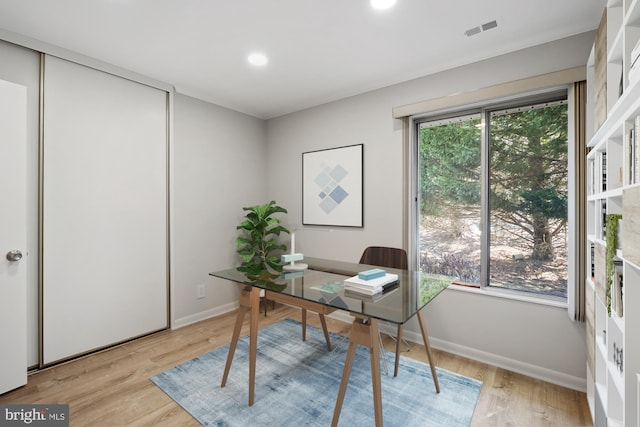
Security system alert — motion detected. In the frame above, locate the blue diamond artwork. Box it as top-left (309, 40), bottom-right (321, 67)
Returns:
top-left (329, 164), bottom-right (348, 182)
top-left (329, 185), bottom-right (348, 204)
top-left (314, 164), bottom-right (349, 213)
top-left (314, 168), bottom-right (332, 188)
top-left (303, 144), bottom-right (362, 227)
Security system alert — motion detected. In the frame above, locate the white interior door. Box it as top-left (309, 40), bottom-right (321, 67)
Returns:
top-left (0, 79), bottom-right (28, 393)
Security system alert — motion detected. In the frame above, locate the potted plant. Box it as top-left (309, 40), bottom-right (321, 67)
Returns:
top-left (236, 200), bottom-right (290, 276)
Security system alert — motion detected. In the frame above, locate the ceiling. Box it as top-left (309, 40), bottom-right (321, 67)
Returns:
top-left (0, 0), bottom-right (604, 119)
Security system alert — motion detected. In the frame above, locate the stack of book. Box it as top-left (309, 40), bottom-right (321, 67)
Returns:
top-left (343, 268), bottom-right (399, 296)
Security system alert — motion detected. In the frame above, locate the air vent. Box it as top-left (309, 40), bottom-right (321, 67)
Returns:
top-left (481, 20), bottom-right (498, 31)
top-left (465, 19), bottom-right (498, 37)
top-left (464, 27), bottom-right (481, 37)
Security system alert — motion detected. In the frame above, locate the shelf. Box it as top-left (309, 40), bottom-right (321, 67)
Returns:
top-left (624, 254), bottom-right (640, 270)
top-left (626, 0), bottom-right (640, 25)
top-left (589, 74), bottom-right (640, 147)
top-left (608, 418), bottom-right (623, 427)
top-left (596, 380), bottom-right (608, 409)
top-left (588, 3), bottom-right (640, 426)
top-left (611, 312), bottom-right (625, 334)
top-left (597, 333), bottom-right (607, 361)
top-left (608, 27), bottom-right (624, 63)
top-left (588, 188), bottom-right (624, 200)
top-left (608, 360), bottom-right (625, 398)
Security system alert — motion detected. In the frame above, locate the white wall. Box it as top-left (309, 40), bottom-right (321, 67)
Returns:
top-left (171, 93), bottom-right (267, 327)
top-left (265, 32), bottom-right (596, 390)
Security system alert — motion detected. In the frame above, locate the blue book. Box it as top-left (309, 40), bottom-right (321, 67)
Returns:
top-left (358, 268), bottom-right (386, 280)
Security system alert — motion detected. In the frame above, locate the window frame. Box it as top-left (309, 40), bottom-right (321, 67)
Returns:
top-left (407, 88), bottom-right (574, 304)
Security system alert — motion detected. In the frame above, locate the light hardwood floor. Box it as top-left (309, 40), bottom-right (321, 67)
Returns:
top-left (1, 303), bottom-right (593, 426)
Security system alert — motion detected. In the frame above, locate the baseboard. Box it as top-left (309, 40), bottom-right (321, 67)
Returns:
top-left (328, 310), bottom-right (586, 392)
top-left (172, 301), bottom-right (238, 329)
top-left (426, 334), bottom-right (586, 392)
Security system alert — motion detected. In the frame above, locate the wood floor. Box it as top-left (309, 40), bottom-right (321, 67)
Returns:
top-left (0, 303), bottom-right (593, 426)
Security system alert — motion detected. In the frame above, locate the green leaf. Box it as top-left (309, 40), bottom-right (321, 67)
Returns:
top-left (235, 200), bottom-right (290, 273)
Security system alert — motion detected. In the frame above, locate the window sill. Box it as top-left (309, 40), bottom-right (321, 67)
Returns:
top-left (447, 283), bottom-right (568, 308)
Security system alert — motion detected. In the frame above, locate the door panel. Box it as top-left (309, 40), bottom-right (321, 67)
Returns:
top-left (0, 79), bottom-right (28, 393)
top-left (42, 56), bottom-right (168, 364)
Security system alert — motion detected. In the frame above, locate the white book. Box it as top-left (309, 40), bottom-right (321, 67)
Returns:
top-left (343, 284), bottom-right (383, 295)
top-left (343, 273), bottom-right (398, 290)
top-left (344, 279), bottom-right (400, 296)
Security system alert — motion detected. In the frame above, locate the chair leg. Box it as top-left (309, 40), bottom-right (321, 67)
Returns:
top-left (394, 324), bottom-right (402, 377)
top-left (262, 297), bottom-right (275, 317)
top-left (301, 308), bottom-right (307, 341)
top-left (318, 314), bottom-right (333, 351)
top-left (378, 331), bottom-right (389, 375)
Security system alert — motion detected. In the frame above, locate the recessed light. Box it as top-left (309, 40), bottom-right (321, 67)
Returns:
top-left (248, 52), bottom-right (268, 67)
top-left (370, 0), bottom-right (397, 10)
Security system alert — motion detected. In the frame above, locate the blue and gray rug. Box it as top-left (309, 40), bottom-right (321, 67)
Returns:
top-left (150, 318), bottom-right (481, 426)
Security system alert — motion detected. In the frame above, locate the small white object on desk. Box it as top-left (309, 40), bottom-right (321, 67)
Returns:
top-left (282, 231), bottom-right (308, 271)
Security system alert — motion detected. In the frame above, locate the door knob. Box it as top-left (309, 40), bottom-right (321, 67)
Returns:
top-left (6, 250), bottom-right (23, 262)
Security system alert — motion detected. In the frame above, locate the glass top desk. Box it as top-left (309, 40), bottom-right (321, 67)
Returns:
top-left (209, 257), bottom-right (453, 427)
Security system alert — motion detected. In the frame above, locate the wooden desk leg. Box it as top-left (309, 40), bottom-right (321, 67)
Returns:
top-left (332, 317), bottom-right (383, 427)
top-left (220, 286), bottom-right (261, 406)
top-left (247, 287), bottom-right (260, 406)
top-left (369, 318), bottom-right (383, 426)
top-left (221, 305), bottom-right (247, 389)
top-left (417, 310), bottom-right (440, 393)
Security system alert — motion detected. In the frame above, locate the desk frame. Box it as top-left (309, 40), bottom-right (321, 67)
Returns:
top-left (220, 284), bottom-right (440, 427)
top-left (221, 286), bottom-right (334, 405)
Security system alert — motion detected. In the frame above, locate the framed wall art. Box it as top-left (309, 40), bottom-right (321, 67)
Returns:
top-left (302, 144), bottom-right (363, 227)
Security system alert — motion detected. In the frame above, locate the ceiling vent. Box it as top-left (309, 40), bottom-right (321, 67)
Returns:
top-left (464, 27), bottom-right (481, 37)
top-left (465, 19), bottom-right (498, 37)
top-left (481, 20), bottom-right (498, 31)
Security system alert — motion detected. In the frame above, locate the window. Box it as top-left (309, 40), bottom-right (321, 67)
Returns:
top-left (417, 113), bottom-right (482, 285)
top-left (415, 93), bottom-right (569, 299)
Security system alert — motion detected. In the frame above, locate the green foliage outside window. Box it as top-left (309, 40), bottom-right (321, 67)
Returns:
top-left (418, 101), bottom-right (569, 296)
top-left (490, 105), bottom-right (568, 261)
top-left (419, 119), bottom-right (481, 216)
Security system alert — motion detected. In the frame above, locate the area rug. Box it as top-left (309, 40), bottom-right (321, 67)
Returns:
top-left (150, 318), bottom-right (481, 426)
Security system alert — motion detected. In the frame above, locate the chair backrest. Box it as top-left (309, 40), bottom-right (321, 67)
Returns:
top-left (358, 246), bottom-right (408, 270)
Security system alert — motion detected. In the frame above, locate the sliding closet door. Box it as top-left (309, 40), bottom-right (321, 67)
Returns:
top-left (42, 56), bottom-right (168, 365)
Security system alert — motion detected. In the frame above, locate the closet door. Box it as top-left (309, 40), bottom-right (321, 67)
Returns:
top-left (42, 56), bottom-right (168, 364)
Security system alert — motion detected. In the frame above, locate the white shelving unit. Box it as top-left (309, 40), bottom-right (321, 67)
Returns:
top-left (586, 1), bottom-right (640, 426)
